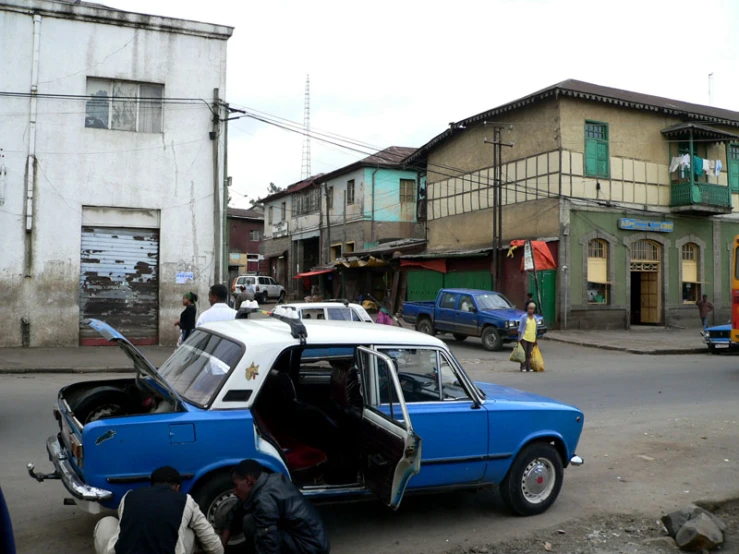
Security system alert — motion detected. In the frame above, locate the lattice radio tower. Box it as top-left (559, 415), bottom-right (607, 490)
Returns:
top-left (301, 74), bottom-right (311, 180)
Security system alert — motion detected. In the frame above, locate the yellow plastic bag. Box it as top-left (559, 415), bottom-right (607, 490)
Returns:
top-left (531, 345), bottom-right (545, 372)
top-left (510, 342), bottom-right (526, 364)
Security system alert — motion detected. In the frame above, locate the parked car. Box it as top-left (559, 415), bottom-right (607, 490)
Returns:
top-left (273, 301), bottom-right (373, 323)
top-left (702, 323), bottom-right (736, 353)
top-left (29, 317), bottom-right (583, 549)
top-left (231, 275), bottom-right (285, 304)
top-left (401, 288), bottom-right (546, 351)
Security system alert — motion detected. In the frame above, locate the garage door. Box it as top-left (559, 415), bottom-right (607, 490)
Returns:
top-left (444, 270), bottom-right (493, 291)
top-left (79, 227), bottom-right (159, 345)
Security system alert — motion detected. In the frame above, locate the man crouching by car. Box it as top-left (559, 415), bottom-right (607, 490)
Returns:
top-left (222, 460), bottom-right (330, 554)
top-left (94, 466), bottom-right (223, 554)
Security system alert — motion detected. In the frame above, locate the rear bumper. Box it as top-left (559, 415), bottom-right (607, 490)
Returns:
top-left (40, 435), bottom-right (112, 502)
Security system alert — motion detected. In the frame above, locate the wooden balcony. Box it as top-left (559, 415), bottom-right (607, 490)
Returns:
top-left (670, 182), bottom-right (732, 215)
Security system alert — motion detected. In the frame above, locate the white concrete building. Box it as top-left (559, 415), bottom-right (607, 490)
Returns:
top-left (0, 0), bottom-right (233, 347)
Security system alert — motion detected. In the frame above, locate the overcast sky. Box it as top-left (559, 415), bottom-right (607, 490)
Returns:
top-left (103, 0), bottom-right (739, 209)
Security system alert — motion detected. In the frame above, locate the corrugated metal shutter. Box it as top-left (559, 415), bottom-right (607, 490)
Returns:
top-left (406, 270), bottom-right (444, 301)
top-left (79, 227), bottom-right (159, 345)
top-left (444, 270), bottom-right (493, 291)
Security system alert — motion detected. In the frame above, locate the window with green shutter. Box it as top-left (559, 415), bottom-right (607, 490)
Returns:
top-left (728, 144), bottom-right (739, 192)
top-left (585, 121), bottom-right (609, 178)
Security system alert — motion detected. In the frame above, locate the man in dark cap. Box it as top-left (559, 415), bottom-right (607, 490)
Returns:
top-left (222, 460), bottom-right (329, 554)
top-left (93, 466), bottom-right (223, 554)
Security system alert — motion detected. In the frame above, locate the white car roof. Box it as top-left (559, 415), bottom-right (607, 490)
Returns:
top-left (201, 318), bottom-right (445, 349)
top-left (279, 302), bottom-right (364, 310)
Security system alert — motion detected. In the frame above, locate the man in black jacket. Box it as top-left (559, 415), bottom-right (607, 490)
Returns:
top-left (222, 460), bottom-right (330, 554)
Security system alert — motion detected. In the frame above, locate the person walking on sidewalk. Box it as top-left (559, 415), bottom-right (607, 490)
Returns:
top-left (196, 284), bottom-right (237, 327)
top-left (696, 295), bottom-right (713, 328)
top-left (175, 292), bottom-right (198, 344)
top-left (93, 466), bottom-right (223, 554)
top-left (517, 302), bottom-right (538, 372)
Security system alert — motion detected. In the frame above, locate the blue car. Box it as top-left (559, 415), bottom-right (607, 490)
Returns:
top-left (29, 318), bottom-right (583, 549)
top-left (702, 323), bottom-right (736, 353)
top-left (0, 486), bottom-right (16, 554)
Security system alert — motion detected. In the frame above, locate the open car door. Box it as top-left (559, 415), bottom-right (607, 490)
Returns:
top-left (356, 346), bottom-right (422, 510)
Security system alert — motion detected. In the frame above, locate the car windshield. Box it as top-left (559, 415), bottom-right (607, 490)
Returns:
top-left (158, 330), bottom-right (243, 407)
top-left (475, 293), bottom-right (512, 310)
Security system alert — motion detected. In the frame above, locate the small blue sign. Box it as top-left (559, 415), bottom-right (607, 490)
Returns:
top-left (618, 218), bottom-right (673, 233)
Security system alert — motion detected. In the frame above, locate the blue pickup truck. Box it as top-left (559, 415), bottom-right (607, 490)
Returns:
top-left (401, 288), bottom-right (546, 351)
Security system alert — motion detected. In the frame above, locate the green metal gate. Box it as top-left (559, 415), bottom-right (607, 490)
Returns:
top-left (444, 270), bottom-right (493, 291)
top-left (406, 270), bottom-right (493, 302)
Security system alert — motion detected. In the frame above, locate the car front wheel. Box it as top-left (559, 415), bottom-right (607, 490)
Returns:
top-left (192, 472), bottom-right (244, 552)
top-left (499, 442), bottom-right (564, 516)
top-left (481, 327), bottom-right (502, 351)
top-left (416, 318), bottom-right (435, 336)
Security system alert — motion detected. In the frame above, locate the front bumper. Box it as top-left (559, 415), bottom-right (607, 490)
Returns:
top-left (569, 455), bottom-right (584, 466)
top-left (27, 435), bottom-right (112, 503)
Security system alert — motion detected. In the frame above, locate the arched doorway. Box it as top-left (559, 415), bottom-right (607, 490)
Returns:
top-left (630, 239), bottom-right (662, 325)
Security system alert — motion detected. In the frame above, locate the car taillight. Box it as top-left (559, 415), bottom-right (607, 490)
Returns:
top-left (70, 434), bottom-right (84, 467)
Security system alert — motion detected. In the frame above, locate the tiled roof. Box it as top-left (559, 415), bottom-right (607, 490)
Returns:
top-left (227, 208), bottom-right (264, 220)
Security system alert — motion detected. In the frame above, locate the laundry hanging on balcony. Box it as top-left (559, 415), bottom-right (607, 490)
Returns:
top-left (669, 155), bottom-right (723, 178)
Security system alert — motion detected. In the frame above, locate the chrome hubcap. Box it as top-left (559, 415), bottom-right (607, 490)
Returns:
top-left (521, 457), bottom-right (556, 504)
top-left (208, 491), bottom-right (244, 545)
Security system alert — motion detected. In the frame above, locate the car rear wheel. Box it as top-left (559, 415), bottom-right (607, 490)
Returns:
top-left (481, 327), bottom-right (502, 351)
top-left (192, 471), bottom-right (244, 553)
top-left (452, 333), bottom-right (467, 341)
top-left (416, 318), bottom-right (435, 336)
top-left (500, 442), bottom-right (563, 516)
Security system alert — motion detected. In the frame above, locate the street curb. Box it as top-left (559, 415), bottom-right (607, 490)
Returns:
top-left (0, 368), bottom-right (134, 374)
top-left (543, 336), bottom-right (707, 356)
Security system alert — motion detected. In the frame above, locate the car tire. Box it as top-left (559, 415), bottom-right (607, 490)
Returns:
top-left (481, 327), bottom-right (502, 351)
top-left (452, 333), bottom-right (467, 342)
top-left (72, 388), bottom-right (133, 425)
top-left (416, 318), bottom-right (435, 336)
top-left (192, 471), bottom-right (245, 553)
top-left (499, 442), bottom-right (564, 517)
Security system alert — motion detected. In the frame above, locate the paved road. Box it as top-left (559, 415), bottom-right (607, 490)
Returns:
top-left (2, 340), bottom-right (738, 554)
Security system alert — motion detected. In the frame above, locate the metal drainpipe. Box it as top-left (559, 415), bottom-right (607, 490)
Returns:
top-left (371, 168), bottom-right (379, 244)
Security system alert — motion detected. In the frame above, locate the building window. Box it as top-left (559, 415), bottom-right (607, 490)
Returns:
top-left (587, 239), bottom-right (609, 304)
top-left (347, 180), bottom-right (355, 204)
top-left (330, 244), bottom-right (342, 262)
top-left (85, 78), bottom-right (163, 133)
top-left (327, 186), bottom-right (334, 210)
top-left (400, 179), bottom-right (416, 202)
top-left (345, 242), bottom-right (355, 253)
top-left (296, 188), bottom-right (319, 215)
top-left (249, 230), bottom-right (261, 241)
top-left (280, 202), bottom-right (286, 221)
top-left (728, 144), bottom-right (739, 192)
top-left (584, 121), bottom-right (609, 178)
top-left (681, 242), bottom-right (700, 303)
top-left (632, 239), bottom-right (659, 261)
top-left (267, 206), bottom-right (273, 225)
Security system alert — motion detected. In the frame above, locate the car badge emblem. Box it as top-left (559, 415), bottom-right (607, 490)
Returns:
top-left (246, 362), bottom-right (260, 381)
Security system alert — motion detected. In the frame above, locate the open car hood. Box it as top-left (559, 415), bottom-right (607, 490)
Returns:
top-left (85, 319), bottom-right (182, 405)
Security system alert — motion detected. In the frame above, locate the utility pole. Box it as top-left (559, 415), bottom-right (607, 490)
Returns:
top-left (324, 183), bottom-right (331, 264)
top-left (212, 88), bottom-right (221, 286)
top-left (301, 75), bottom-right (311, 180)
top-left (342, 190), bottom-right (347, 258)
top-left (484, 124), bottom-right (513, 289)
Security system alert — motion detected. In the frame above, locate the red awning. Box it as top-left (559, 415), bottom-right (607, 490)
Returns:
top-left (293, 268), bottom-right (334, 279)
top-left (508, 240), bottom-right (557, 271)
top-left (400, 259), bottom-right (447, 273)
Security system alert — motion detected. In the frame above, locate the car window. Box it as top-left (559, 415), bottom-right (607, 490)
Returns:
top-left (437, 351), bottom-right (471, 401)
top-left (268, 277), bottom-right (276, 285)
top-left (440, 293), bottom-right (457, 309)
top-left (158, 330), bottom-right (243, 407)
top-left (459, 294), bottom-right (475, 312)
top-left (350, 309), bottom-right (362, 322)
top-left (327, 307), bottom-right (352, 321)
top-left (301, 309), bottom-right (325, 320)
top-left (475, 293), bottom-right (512, 310)
top-left (380, 348), bottom-right (441, 402)
top-left (259, 277), bottom-right (269, 285)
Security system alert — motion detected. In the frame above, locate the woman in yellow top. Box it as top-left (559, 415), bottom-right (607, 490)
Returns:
top-left (517, 302), bottom-right (538, 372)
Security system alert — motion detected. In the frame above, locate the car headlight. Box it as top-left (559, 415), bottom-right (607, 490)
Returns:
top-left (704, 332), bottom-right (711, 338)
top-left (506, 321), bottom-right (517, 328)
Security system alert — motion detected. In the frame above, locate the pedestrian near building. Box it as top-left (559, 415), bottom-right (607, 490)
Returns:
top-left (175, 292), bottom-right (198, 344)
top-left (93, 466), bottom-right (223, 554)
top-left (235, 285), bottom-right (254, 309)
top-left (517, 302), bottom-right (538, 372)
top-left (196, 284), bottom-right (237, 327)
top-left (222, 460), bottom-right (330, 554)
top-left (696, 295), bottom-right (713, 328)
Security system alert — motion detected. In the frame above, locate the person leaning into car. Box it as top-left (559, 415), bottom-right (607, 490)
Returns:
top-left (222, 460), bottom-right (330, 554)
top-left (517, 302), bottom-right (538, 372)
top-left (93, 466), bottom-right (223, 554)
